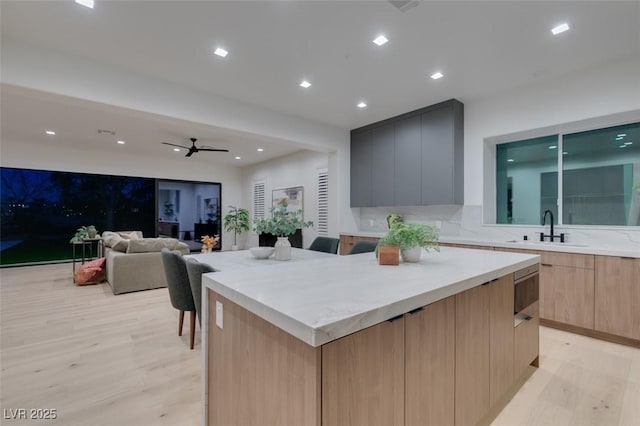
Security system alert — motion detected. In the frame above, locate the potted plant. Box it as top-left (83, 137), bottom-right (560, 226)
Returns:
top-left (253, 204), bottom-right (313, 260)
top-left (69, 225), bottom-right (98, 243)
top-left (377, 220), bottom-right (439, 264)
top-left (223, 206), bottom-right (250, 250)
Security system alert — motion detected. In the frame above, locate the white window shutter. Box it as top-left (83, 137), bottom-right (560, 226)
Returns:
top-left (317, 168), bottom-right (329, 236)
top-left (252, 180), bottom-right (265, 223)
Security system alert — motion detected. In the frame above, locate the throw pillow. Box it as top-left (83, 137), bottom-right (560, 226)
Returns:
top-left (119, 231), bottom-right (141, 240)
top-left (111, 239), bottom-right (129, 252)
top-left (75, 257), bottom-right (106, 285)
top-left (102, 231), bottom-right (123, 248)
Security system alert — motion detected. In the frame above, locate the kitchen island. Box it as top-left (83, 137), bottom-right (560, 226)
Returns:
top-left (200, 247), bottom-right (539, 426)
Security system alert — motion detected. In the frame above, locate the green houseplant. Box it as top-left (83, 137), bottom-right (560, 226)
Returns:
top-left (69, 225), bottom-right (98, 243)
top-left (253, 204), bottom-right (313, 260)
top-left (377, 220), bottom-right (439, 263)
top-left (223, 206), bottom-right (250, 250)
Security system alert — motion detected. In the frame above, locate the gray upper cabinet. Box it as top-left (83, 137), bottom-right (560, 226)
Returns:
top-left (421, 103), bottom-right (464, 204)
top-left (371, 124), bottom-right (395, 206)
top-left (350, 99), bottom-right (463, 207)
top-left (351, 129), bottom-right (372, 207)
top-left (395, 115), bottom-right (422, 206)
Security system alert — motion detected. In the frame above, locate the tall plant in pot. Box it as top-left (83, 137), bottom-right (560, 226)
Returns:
top-left (377, 220), bottom-right (439, 264)
top-left (253, 204), bottom-right (313, 261)
top-left (223, 206), bottom-right (250, 250)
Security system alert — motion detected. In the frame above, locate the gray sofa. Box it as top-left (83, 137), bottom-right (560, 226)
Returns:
top-left (102, 231), bottom-right (189, 295)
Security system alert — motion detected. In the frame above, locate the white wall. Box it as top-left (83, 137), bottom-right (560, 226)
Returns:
top-left (468, 56), bottom-right (640, 208)
top-left (240, 150), bottom-right (333, 249)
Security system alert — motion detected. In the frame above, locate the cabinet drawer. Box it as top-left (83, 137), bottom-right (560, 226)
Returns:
top-left (540, 252), bottom-right (594, 269)
top-left (514, 302), bottom-right (539, 379)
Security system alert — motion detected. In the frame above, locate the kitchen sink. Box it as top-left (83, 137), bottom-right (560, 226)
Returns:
top-left (504, 240), bottom-right (588, 248)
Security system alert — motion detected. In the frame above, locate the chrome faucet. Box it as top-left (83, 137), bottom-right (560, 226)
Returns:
top-left (541, 210), bottom-right (565, 242)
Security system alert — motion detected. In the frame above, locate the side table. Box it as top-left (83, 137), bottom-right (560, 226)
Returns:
top-left (71, 237), bottom-right (103, 282)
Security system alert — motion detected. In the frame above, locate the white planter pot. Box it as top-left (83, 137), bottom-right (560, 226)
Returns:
top-left (401, 246), bottom-right (422, 263)
top-left (274, 237), bottom-right (292, 261)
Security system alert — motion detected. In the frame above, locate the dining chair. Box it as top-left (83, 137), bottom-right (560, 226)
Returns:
top-left (308, 237), bottom-right (340, 254)
top-left (349, 240), bottom-right (378, 255)
top-left (185, 258), bottom-right (216, 326)
top-left (161, 248), bottom-right (197, 349)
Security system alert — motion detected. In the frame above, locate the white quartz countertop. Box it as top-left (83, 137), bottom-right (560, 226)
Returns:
top-left (198, 247), bottom-right (539, 347)
top-left (339, 232), bottom-right (640, 258)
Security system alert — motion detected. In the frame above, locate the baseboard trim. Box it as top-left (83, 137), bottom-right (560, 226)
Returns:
top-left (540, 318), bottom-right (640, 348)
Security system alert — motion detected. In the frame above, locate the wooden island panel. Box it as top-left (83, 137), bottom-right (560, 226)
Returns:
top-left (322, 318), bottom-right (404, 426)
top-left (208, 292), bottom-right (321, 426)
top-left (405, 296), bottom-right (455, 426)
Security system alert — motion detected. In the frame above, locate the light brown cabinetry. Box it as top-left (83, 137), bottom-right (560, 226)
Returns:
top-left (323, 296), bottom-right (457, 426)
top-left (514, 302), bottom-right (539, 379)
top-left (539, 252), bottom-right (594, 329)
top-left (339, 234), bottom-right (380, 255)
top-left (207, 292), bottom-right (321, 426)
top-left (455, 274), bottom-right (515, 426)
top-left (322, 317), bottom-right (405, 426)
top-left (595, 256), bottom-right (640, 340)
top-left (405, 297), bottom-right (456, 426)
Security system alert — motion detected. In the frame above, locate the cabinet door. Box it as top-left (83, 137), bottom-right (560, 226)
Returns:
top-left (595, 256), bottom-right (640, 340)
top-left (514, 302), bottom-right (540, 379)
top-left (540, 264), bottom-right (594, 329)
top-left (421, 106), bottom-right (454, 204)
top-left (371, 123), bottom-right (395, 206)
top-left (489, 275), bottom-right (515, 408)
top-left (455, 285), bottom-right (490, 426)
top-left (406, 297), bottom-right (455, 426)
top-left (322, 318), bottom-right (404, 426)
top-left (395, 115), bottom-right (422, 206)
top-left (351, 130), bottom-right (372, 207)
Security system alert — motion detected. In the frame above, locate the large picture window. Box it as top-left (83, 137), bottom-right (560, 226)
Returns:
top-left (496, 122), bottom-right (640, 226)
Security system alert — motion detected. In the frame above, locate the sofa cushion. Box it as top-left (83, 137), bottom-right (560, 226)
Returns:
top-left (119, 231), bottom-right (142, 240)
top-left (127, 238), bottom-right (180, 253)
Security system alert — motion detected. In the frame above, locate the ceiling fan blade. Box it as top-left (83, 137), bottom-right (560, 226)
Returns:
top-left (162, 142), bottom-right (190, 149)
top-left (197, 148), bottom-right (230, 152)
top-left (185, 150), bottom-right (195, 157)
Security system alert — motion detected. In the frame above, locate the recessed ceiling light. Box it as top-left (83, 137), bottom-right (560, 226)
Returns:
top-left (45, 130), bottom-right (56, 135)
top-left (173, 148), bottom-right (181, 152)
top-left (619, 145), bottom-right (627, 148)
top-left (117, 140), bottom-right (125, 145)
top-left (624, 142), bottom-right (633, 145)
top-left (357, 102), bottom-right (368, 108)
top-left (551, 23), bottom-right (570, 35)
top-left (430, 72), bottom-right (444, 80)
top-left (299, 80), bottom-right (311, 88)
top-left (373, 35), bottom-right (388, 46)
top-left (75, 0), bottom-right (94, 9)
top-left (562, 151), bottom-right (568, 155)
top-left (214, 47), bottom-right (228, 58)
top-left (257, 148), bottom-right (264, 152)
top-left (617, 133), bottom-right (627, 137)
top-left (507, 159), bottom-right (514, 163)
top-left (548, 145), bottom-right (557, 149)
top-left (235, 156), bottom-right (241, 160)
top-left (616, 136), bottom-right (625, 141)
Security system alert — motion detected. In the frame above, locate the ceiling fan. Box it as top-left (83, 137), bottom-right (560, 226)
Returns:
top-left (162, 138), bottom-right (229, 157)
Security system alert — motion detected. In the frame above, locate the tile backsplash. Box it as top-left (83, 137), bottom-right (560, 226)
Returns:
top-left (358, 205), bottom-right (640, 252)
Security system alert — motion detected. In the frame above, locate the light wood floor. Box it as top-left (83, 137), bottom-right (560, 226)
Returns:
top-left (1, 263), bottom-right (639, 426)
